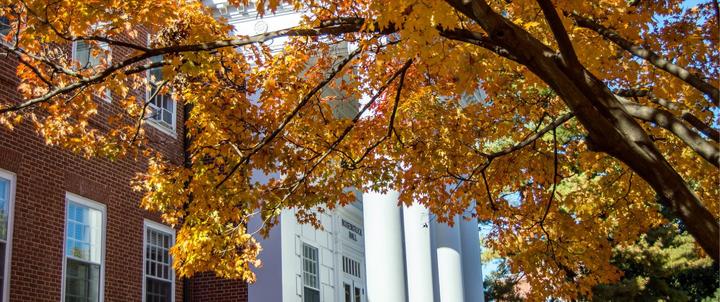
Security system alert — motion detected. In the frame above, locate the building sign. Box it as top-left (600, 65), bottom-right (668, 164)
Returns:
top-left (342, 219), bottom-right (363, 242)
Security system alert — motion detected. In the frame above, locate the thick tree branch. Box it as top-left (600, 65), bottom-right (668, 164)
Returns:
top-left (536, 0), bottom-right (581, 68)
top-left (617, 97), bottom-right (720, 167)
top-left (571, 14), bottom-right (719, 105)
top-left (616, 88), bottom-right (719, 142)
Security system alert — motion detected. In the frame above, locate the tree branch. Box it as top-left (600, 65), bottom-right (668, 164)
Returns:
top-left (484, 113), bottom-right (574, 158)
top-left (283, 60), bottom-right (414, 199)
top-left (571, 14), bottom-right (719, 105)
top-left (615, 88), bottom-right (719, 142)
top-left (617, 97), bottom-right (720, 167)
top-left (536, 0), bottom-right (581, 68)
top-left (439, 28), bottom-right (520, 62)
top-left (214, 46), bottom-right (363, 189)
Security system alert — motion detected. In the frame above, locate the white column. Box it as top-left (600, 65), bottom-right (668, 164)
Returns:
top-left (460, 203), bottom-right (484, 302)
top-left (402, 203), bottom-right (434, 302)
top-left (363, 190), bottom-right (407, 302)
top-left (433, 216), bottom-right (465, 302)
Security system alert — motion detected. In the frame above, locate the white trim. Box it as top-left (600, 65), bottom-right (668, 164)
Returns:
top-left (0, 169), bottom-right (15, 302)
top-left (145, 119), bottom-right (177, 138)
top-left (142, 219), bottom-right (176, 302)
top-left (60, 192), bottom-right (106, 302)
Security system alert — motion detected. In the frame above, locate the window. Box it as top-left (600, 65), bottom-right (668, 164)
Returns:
top-left (344, 283), bottom-right (362, 302)
top-left (0, 16), bottom-right (10, 36)
top-left (0, 170), bottom-right (15, 302)
top-left (72, 41), bottom-right (111, 101)
top-left (143, 220), bottom-right (175, 302)
top-left (73, 40), bottom-right (110, 69)
top-left (146, 54), bottom-right (175, 133)
top-left (63, 193), bottom-right (105, 302)
top-left (302, 243), bottom-right (320, 302)
top-left (342, 256), bottom-right (361, 278)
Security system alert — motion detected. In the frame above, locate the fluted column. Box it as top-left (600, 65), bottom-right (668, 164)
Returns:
top-left (460, 202), bottom-right (484, 302)
top-left (433, 216), bottom-right (465, 302)
top-left (402, 203), bottom-right (434, 302)
top-left (363, 190), bottom-right (407, 302)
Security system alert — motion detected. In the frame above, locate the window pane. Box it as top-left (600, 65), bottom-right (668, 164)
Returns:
top-left (145, 229), bottom-right (171, 279)
top-left (75, 41), bottom-right (108, 69)
top-left (355, 287), bottom-right (361, 302)
top-left (0, 16), bottom-right (10, 36)
top-left (145, 278), bottom-right (171, 302)
top-left (302, 243), bottom-right (319, 294)
top-left (65, 258), bottom-right (100, 302)
top-left (75, 41), bottom-right (92, 68)
top-left (145, 226), bottom-right (173, 302)
top-left (0, 242), bottom-right (5, 300)
top-left (66, 202), bottom-right (101, 263)
top-left (303, 287), bottom-right (320, 302)
top-left (344, 284), bottom-right (351, 302)
top-left (0, 178), bottom-right (8, 240)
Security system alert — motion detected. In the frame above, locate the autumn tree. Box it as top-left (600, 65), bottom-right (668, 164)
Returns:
top-left (0, 0), bottom-right (717, 299)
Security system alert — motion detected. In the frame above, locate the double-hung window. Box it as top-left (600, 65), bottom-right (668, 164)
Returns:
top-left (72, 40), bottom-right (112, 101)
top-left (0, 170), bottom-right (15, 302)
top-left (63, 193), bottom-right (105, 302)
top-left (146, 54), bottom-right (175, 134)
top-left (143, 220), bottom-right (175, 302)
top-left (302, 243), bottom-right (320, 302)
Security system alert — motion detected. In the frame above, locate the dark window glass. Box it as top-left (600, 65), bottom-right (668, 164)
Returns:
top-left (64, 258), bottom-right (100, 302)
top-left (145, 277), bottom-right (171, 302)
top-left (303, 287), bottom-right (320, 302)
top-left (0, 16), bottom-right (10, 36)
top-left (344, 283), bottom-right (351, 302)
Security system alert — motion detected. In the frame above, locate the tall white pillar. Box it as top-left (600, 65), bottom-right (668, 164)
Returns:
top-left (363, 190), bottom-right (407, 302)
top-left (402, 203), bottom-right (434, 302)
top-left (460, 203), bottom-right (484, 302)
top-left (433, 216), bottom-right (466, 302)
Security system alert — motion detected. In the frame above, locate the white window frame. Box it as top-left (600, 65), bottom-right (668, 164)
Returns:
top-left (71, 40), bottom-right (112, 102)
top-left (301, 242), bottom-right (320, 302)
top-left (0, 169), bottom-right (16, 302)
top-left (142, 219), bottom-right (176, 302)
top-left (60, 192), bottom-right (106, 302)
top-left (144, 34), bottom-right (177, 137)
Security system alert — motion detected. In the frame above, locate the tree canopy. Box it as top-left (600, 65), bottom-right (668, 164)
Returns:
top-left (0, 0), bottom-right (718, 299)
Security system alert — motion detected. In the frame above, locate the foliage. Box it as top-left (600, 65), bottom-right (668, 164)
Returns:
top-left (590, 223), bottom-right (719, 301)
top-left (0, 0), bottom-right (718, 300)
top-left (483, 259), bottom-right (525, 302)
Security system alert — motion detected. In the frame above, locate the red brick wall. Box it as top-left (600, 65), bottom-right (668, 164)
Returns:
top-left (187, 273), bottom-right (249, 302)
top-left (0, 31), bottom-right (201, 301)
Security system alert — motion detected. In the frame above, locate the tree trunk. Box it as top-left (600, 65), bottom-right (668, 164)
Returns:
top-left (446, 0), bottom-right (720, 262)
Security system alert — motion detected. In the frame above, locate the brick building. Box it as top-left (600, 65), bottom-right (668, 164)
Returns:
top-left (0, 14), bottom-right (247, 302)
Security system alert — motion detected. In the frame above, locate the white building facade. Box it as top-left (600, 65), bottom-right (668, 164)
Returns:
top-left (205, 1), bottom-right (485, 301)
